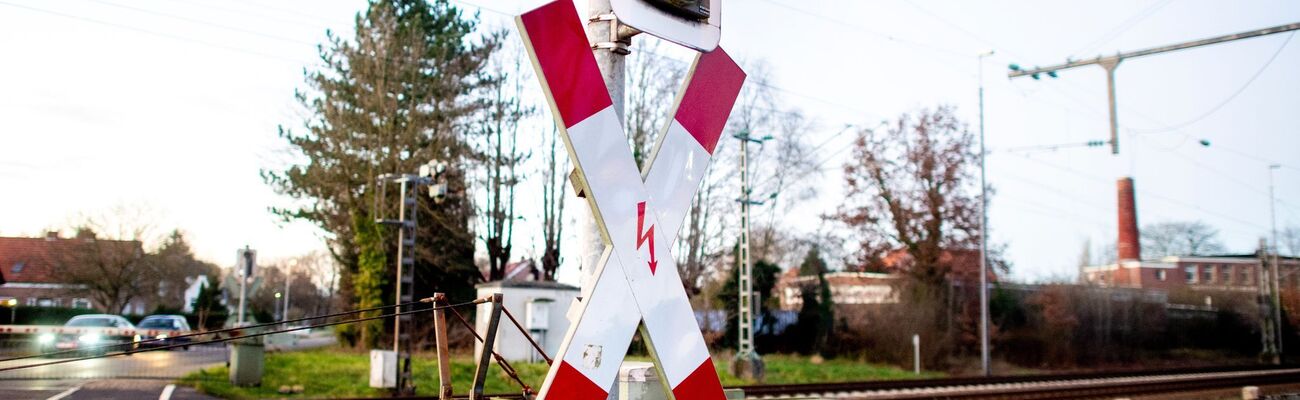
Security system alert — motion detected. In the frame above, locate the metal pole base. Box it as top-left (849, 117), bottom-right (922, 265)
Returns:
top-left (729, 353), bottom-right (764, 381)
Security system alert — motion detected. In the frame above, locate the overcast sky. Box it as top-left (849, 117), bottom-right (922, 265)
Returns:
top-left (1, 0), bottom-right (1296, 284)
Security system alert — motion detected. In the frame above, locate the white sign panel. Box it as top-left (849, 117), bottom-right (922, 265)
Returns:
top-left (611, 0), bottom-right (721, 52)
top-left (517, 2), bottom-right (745, 399)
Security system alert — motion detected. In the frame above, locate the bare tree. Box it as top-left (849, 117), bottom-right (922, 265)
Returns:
top-left (833, 106), bottom-right (987, 286)
top-left (1280, 226), bottom-right (1300, 257)
top-left (540, 125), bottom-right (566, 281)
top-left (626, 38), bottom-right (686, 167)
top-left (478, 44), bottom-right (534, 281)
top-left (1141, 220), bottom-right (1226, 258)
top-left (56, 206), bottom-right (157, 314)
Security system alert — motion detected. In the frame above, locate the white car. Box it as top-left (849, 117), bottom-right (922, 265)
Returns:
top-left (38, 314), bottom-right (139, 356)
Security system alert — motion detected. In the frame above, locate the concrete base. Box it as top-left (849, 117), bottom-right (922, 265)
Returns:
top-left (618, 361), bottom-right (667, 400)
top-left (729, 354), bottom-right (765, 382)
top-left (229, 343), bottom-right (264, 387)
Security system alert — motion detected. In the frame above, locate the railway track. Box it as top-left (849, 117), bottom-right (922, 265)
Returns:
top-left (387, 365), bottom-right (1300, 399)
top-left (740, 365), bottom-right (1300, 399)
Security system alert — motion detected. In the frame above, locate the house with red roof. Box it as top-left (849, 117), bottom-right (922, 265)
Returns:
top-left (0, 232), bottom-right (140, 311)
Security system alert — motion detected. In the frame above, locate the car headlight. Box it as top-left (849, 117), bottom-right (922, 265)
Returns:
top-left (155, 334), bottom-right (168, 339)
top-left (37, 333), bottom-right (54, 344)
top-left (78, 333), bottom-right (100, 344)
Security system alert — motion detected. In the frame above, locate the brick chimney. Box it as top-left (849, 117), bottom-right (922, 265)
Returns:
top-left (1117, 177), bottom-right (1141, 261)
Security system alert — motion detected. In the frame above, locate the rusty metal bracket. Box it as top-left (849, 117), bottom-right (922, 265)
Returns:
top-left (433, 293), bottom-right (454, 400)
top-left (471, 294), bottom-right (504, 400)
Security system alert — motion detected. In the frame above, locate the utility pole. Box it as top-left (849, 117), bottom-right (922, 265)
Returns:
top-left (1259, 238), bottom-right (1280, 364)
top-left (282, 277), bottom-right (291, 322)
top-left (577, 0), bottom-right (633, 296)
top-left (1008, 22), bottom-right (1300, 155)
top-left (236, 246), bottom-right (255, 325)
top-left (977, 49), bottom-right (993, 378)
top-left (1270, 164), bottom-right (1284, 360)
top-left (377, 175), bottom-right (420, 394)
top-left (732, 130), bottom-right (769, 380)
top-left (376, 162), bottom-right (446, 396)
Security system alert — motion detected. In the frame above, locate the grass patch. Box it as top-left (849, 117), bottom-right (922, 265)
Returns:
top-left (182, 349), bottom-right (935, 398)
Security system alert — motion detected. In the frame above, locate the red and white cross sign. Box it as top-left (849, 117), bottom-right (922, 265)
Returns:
top-left (516, 2), bottom-right (745, 399)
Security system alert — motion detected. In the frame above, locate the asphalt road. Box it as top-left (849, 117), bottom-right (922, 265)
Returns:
top-left (0, 345), bottom-right (225, 400)
top-left (0, 330), bottom-right (338, 399)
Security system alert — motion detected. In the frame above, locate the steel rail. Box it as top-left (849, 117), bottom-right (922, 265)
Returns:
top-left (319, 364), bottom-right (1300, 400)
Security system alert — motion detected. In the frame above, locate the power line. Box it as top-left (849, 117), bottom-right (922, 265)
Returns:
top-left (1010, 153), bottom-right (1272, 234)
top-left (752, 0), bottom-right (971, 59)
top-left (1069, 0), bottom-right (1173, 58)
top-left (900, 0), bottom-right (1016, 57)
top-left (0, 0), bottom-right (308, 65)
top-left (1131, 31), bottom-right (1296, 134)
top-left (84, 0), bottom-right (313, 46)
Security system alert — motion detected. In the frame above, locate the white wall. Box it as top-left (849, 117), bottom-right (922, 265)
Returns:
top-left (474, 284), bottom-right (579, 363)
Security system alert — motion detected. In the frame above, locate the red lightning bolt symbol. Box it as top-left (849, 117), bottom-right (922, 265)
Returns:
top-left (636, 201), bottom-right (657, 275)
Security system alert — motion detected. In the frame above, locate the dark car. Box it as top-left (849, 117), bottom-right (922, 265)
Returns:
top-left (136, 315), bottom-right (193, 350)
top-left (37, 314), bottom-right (139, 356)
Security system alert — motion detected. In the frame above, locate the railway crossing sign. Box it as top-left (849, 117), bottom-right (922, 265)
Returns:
top-left (611, 0), bottom-right (722, 52)
top-left (517, 1), bottom-right (745, 399)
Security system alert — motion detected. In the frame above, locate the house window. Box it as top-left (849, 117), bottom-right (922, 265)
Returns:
top-left (1185, 266), bottom-right (1197, 283)
top-left (10, 262), bottom-right (23, 273)
top-left (25, 298), bottom-right (36, 306)
top-left (1202, 267), bottom-right (1214, 283)
top-left (71, 298), bottom-right (91, 309)
top-left (1156, 270), bottom-right (1167, 281)
top-left (36, 298), bottom-right (54, 307)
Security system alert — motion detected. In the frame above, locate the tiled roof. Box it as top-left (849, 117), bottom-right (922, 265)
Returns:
top-left (0, 236), bottom-right (140, 284)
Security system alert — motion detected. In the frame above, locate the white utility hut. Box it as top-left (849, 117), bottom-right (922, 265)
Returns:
top-left (474, 280), bottom-right (579, 363)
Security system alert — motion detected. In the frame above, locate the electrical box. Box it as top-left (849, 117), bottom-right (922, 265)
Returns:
top-left (526, 298), bottom-right (553, 331)
top-left (611, 0), bottom-right (721, 52)
top-left (369, 350), bottom-right (397, 388)
top-left (645, 0), bottom-right (709, 20)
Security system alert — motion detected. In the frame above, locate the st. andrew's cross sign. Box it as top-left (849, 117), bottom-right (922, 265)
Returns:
top-left (516, 1), bottom-right (745, 399)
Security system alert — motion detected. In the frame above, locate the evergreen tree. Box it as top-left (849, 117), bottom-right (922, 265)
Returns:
top-left (263, 0), bottom-right (498, 339)
top-left (716, 242), bottom-right (781, 349)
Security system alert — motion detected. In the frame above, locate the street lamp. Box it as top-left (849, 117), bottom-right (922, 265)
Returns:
top-left (3, 298), bottom-right (16, 324)
top-left (977, 49), bottom-right (994, 378)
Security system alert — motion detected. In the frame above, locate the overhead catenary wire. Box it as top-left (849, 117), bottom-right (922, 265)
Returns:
top-left (1130, 31), bottom-right (1296, 134)
top-left (1068, 0), bottom-right (1174, 58)
top-left (0, 0), bottom-right (307, 65)
top-left (1010, 153), bottom-right (1274, 235)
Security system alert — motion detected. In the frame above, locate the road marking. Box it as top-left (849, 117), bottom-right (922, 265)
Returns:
top-left (45, 385), bottom-right (81, 400)
top-left (158, 384), bottom-right (176, 400)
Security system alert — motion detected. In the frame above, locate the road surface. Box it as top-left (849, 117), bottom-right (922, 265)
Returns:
top-left (0, 345), bottom-right (225, 399)
top-left (0, 330), bottom-right (338, 399)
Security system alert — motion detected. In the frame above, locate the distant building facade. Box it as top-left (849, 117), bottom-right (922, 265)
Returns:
top-left (1083, 255), bottom-right (1300, 291)
top-left (1081, 177), bottom-right (1300, 291)
top-left (775, 270), bottom-right (899, 311)
top-left (0, 232), bottom-right (106, 309)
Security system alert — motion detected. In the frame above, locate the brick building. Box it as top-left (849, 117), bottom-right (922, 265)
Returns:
top-left (1081, 177), bottom-right (1300, 291)
top-left (0, 232), bottom-right (140, 310)
top-left (776, 270), bottom-right (899, 310)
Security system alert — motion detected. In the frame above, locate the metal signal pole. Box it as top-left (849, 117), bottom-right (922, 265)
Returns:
top-left (578, 0), bottom-right (633, 296)
top-left (1008, 22), bottom-right (1300, 155)
top-left (376, 175), bottom-right (421, 394)
top-left (376, 163), bottom-right (445, 395)
top-left (733, 131), bottom-right (769, 380)
top-left (977, 49), bottom-right (993, 377)
top-left (1269, 164), bottom-right (1284, 360)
